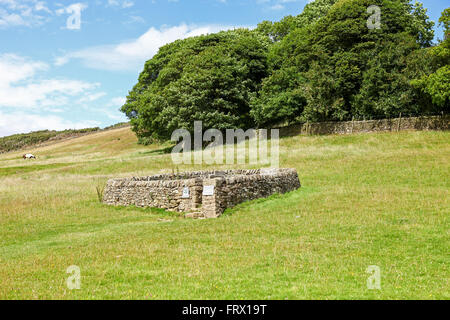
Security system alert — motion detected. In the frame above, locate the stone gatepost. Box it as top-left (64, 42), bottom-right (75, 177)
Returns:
top-left (201, 178), bottom-right (225, 218)
top-left (179, 178), bottom-right (203, 212)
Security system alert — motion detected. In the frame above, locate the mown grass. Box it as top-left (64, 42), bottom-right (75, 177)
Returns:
top-left (0, 127), bottom-right (448, 300)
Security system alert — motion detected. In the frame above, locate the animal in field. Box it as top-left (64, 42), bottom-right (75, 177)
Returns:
top-left (23, 154), bottom-right (36, 160)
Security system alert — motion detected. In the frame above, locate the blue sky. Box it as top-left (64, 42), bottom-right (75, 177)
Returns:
top-left (0, 0), bottom-right (448, 137)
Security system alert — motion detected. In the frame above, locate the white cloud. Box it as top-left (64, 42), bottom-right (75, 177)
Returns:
top-left (78, 92), bottom-right (107, 103)
top-left (0, 53), bottom-right (99, 109)
top-left (55, 23), bottom-right (246, 72)
top-left (0, 53), bottom-right (121, 136)
top-left (110, 96), bottom-right (126, 106)
top-left (94, 96), bottom-right (128, 121)
top-left (0, 0), bottom-right (49, 28)
top-left (34, 1), bottom-right (51, 14)
top-left (107, 0), bottom-right (134, 8)
top-left (0, 110), bottom-right (100, 137)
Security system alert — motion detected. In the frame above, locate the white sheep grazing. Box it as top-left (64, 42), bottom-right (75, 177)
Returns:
top-left (23, 154), bottom-right (36, 160)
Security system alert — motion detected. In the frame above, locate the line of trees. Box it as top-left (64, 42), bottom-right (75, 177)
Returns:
top-left (121, 0), bottom-right (449, 143)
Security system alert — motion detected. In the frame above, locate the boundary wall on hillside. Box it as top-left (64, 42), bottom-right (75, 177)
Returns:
top-left (278, 115), bottom-right (449, 137)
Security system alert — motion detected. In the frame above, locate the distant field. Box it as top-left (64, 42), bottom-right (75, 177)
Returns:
top-left (0, 127), bottom-right (448, 299)
top-left (0, 123), bottom-right (129, 154)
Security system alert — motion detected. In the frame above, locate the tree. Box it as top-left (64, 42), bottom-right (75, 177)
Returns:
top-left (252, 0), bottom-right (339, 126)
top-left (250, 0), bottom-right (436, 126)
top-left (122, 29), bottom-right (269, 143)
top-left (411, 8), bottom-right (450, 111)
top-left (123, 0), bottom-right (442, 140)
top-left (256, 0), bottom-right (340, 42)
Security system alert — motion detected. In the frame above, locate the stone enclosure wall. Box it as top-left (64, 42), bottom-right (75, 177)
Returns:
top-left (103, 168), bottom-right (301, 218)
top-left (279, 115), bottom-right (449, 137)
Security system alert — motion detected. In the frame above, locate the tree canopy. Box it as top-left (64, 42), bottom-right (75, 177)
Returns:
top-left (411, 8), bottom-right (450, 109)
top-left (122, 29), bottom-right (269, 143)
top-left (251, 0), bottom-right (438, 127)
top-left (122, 0), bottom-right (447, 142)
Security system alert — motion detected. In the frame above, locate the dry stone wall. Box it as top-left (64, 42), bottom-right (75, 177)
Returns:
top-left (279, 115), bottom-right (449, 137)
top-left (103, 168), bottom-right (301, 218)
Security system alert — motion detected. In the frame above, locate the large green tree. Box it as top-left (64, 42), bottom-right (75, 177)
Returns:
top-left (256, 0), bottom-right (340, 42)
top-left (122, 29), bottom-right (269, 143)
top-left (411, 8), bottom-right (450, 110)
top-left (122, 0), bottom-right (443, 142)
top-left (250, 0), bottom-right (436, 126)
top-left (251, 0), bottom-right (340, 126)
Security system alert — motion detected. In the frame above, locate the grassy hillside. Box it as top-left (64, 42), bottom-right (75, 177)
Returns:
top-left (0, 127), bottom-right (448, 299)
top-left (0, 128), bottom-right (100, 154)
top-left (0, 123), bottom-right (129, 154)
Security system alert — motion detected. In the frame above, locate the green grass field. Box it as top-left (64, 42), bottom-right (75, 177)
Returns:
top-left (0, 127), bottom-right (448, 300)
